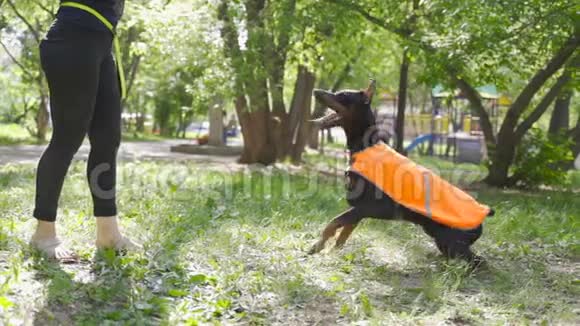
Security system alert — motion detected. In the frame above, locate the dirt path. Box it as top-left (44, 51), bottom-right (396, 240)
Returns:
top-left (0, 140), bottom-right (238, 165)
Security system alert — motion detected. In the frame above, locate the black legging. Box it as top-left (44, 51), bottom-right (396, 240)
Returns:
top-left (34, 20), bottom-right (121, 221)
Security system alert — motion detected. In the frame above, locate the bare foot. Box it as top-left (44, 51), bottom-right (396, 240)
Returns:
top-left (30, 220), bottom-right (78, 263)
top-left (95, 235), bottom-right (141, 251)
top-left (30, 237), bottom-right (78, 263)
top-left (95, 216), bottom-right (141, 252)
top-left (95, 216), bottom-right (142, 252)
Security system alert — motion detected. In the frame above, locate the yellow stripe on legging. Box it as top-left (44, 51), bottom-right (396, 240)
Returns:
top-left (60, 2), bottom-right (127, 100)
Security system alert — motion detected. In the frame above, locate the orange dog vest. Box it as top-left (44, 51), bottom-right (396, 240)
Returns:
top-left (351, 143), bottom-right (490, 229)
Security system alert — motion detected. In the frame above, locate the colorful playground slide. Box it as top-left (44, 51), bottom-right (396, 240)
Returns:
top-left (404, 134), bottom-right (435, 153)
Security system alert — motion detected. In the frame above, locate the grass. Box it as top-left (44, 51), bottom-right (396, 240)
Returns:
top-left (0, 123), bottom-right (203, 146)
top-left (121, 132), bottom-right (173, 143)
top-left (0, 123), bottom-right (42, 145)
top-left (0, 160), bottom-right (579, 325)
top-left (304, 149), bottom-right (487, 187)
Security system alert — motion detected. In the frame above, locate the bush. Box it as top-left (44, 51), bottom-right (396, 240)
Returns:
top-left (511, 128), bottom-right (573, 188)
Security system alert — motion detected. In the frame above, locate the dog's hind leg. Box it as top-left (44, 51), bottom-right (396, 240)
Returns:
top-left (335, 223), bottom-right (359, 249)
top-left (438, 241), bottom-right (484, 268)
top-left (308, 207), bottom-right (363, 255)
top-left (435, 235), bottom-right (484, 268)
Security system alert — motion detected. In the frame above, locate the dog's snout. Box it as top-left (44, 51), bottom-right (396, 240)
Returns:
top-left (313, 89), bottom-right (331, 99)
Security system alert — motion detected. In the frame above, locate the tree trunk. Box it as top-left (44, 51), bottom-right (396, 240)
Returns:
top-left (499, 35), bottom-right (578, 140)
top-left (308, 101), bottom-right (326, 149)
top-left (243, 67), bottom-right (279, 165)
top-left (270, 66), bottom-right (290, 159)
top-left (35, 94), bottom-right (49, 142)
top-left (209, 101), bottom-right (225, 146)
top-left (120, 24), bottom-right (142, 107)
top-left (484, 139), bottom-right (517, 187)
top-left (571, 116), bottom-right (580, 163)
top-left (327, 129), bottom-right (334, 143)
top-left (240, 110), bottom-right (276, 164)
top-left (219, 0), bottom-right (274, 164)
top-left (290, 66), bottom-right (316, 163)
top-left (233, 70), bottom-right (277, 165)
top-left (395, 50), bottom-right (410, 154)
top-left (234, 95), bottom-right (254, 163)
top-left (244, 74), bottom-right (277, 164)
top-left (453, 75), bottom-right (496, 148)
top-left (156, 106), bottom-right (172, 137)
top-left (136, 104), bottom-right (146, 133)
top-left (454, 46), bottom-right (578, 187)
top-left (484, 65), bottom-right (574, 186)
top-left (548, 90), bottom-right (571, 136)
top-left (136, 117), bottom-right (144, 132)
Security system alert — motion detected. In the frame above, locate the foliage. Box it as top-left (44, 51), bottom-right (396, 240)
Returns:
top-left (329, 0), bottom-right (578, 186)
top-left (0, 123), bottom-right (40, 145)
top-left (0, 0), bottom-right (577, 179)
top-left (0, 0), bottom-right (229, 139)
top-left (0, 0), bottom-right (54, 140)
top-left (294, 1), bottom-right (402, 93)
top-left (512, 128), bottom-right (574, 188)
top-left (126, 0), bottom-right (230, 136)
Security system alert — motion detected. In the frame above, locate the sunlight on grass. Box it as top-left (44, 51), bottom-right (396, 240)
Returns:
top-left (0, 161), bottom-right (578, 324)
top-left (0, 124), bottom-right (38, 145)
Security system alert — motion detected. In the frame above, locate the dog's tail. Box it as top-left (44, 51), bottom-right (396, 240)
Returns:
top-left (487, 208), bottom-right (495, 217)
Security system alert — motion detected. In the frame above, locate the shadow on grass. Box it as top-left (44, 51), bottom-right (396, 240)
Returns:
top-left (347, 225), bottom-right (579, 323)
top-left (20, 168), bottom-right (580, 324)
top-left (155, 171), bottom-right (578, 323)
top-left (30, 250), bottom-right (163, 325)
top-left (31, 257), bottom-right (85, 325)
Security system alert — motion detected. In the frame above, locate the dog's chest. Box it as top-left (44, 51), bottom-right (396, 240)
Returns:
top-left (345, 170), bottom-right (403, 220)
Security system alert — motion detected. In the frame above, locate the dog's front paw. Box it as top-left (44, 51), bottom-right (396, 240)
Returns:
top-left (333, 241), bottom-right (346, 251)
top-left (308, 242), bottom-right (324, 255)
top-left (469, 255), bottom-right (487, 270)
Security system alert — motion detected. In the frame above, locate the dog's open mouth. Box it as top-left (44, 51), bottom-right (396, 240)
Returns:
top-left (311, 89), bottom-right (346, 129)
top-left (311, 111), bottom-right (342, 129)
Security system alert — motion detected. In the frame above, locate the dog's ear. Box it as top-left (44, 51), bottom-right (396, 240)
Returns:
top-left (363, 79), bottom-right (376, 104)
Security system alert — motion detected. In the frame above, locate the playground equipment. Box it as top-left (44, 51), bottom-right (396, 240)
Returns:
top-left (378, 85), bottom-right (509, 163)
top-left (404, 134), bottom-right (434, 154)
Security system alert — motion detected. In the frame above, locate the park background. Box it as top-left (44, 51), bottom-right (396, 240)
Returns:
top-left (0, 0), bottom-right (579, 324)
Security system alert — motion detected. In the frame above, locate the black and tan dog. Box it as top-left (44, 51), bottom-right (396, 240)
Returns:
top-left (308, 81), bottom-right (492, 266)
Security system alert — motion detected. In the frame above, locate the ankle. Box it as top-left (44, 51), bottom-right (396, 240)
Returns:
top-left (32, 220), bottom-right (58, 241)
top-left (96, 216), bottom-right (122, 242)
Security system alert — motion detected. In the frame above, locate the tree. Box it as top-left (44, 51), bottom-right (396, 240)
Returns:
top-left (571, 114), bottom-right (580, 161)
top-left (218, 0), bottom-right (341, 164)
top-left (218, 0), bottom-right (280, 164)
top-left (128, 0), bottom-right (229, 137)
top-left (393, 0), bottom-right (419, 154)
top-left (0, 0), bottom-right (55, 141)
top-left (328, 0), bottom-right (578, 186)
top-left (549, 91), bottom-right (572, 136)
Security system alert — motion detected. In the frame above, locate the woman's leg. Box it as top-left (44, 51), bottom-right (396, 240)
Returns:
top-left (31, 26), bottom-right (102, 258)
top-left (88, 53), bottom-right (139, 250)
top-left (87, 54), bottom-right (121, 218)
top-left (34, 46), bottom-right (100, 220)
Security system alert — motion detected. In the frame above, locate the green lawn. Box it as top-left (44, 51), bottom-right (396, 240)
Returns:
top-left (304, 150), bottom-right (487, 188)
top-left (121, 132), bottom-right (174, 143)
top-left (0, 123), bottom-right (202, 145)
top-left (0, 161), bottom-right (578, 325)
top-left (0, 123), bottom-right (42, 145)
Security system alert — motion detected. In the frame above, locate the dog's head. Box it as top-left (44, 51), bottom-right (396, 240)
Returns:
top-left (312, 80), bottom-right (377, 140)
